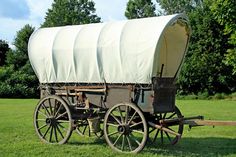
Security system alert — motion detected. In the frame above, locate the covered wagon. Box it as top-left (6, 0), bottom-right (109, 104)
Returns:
top-left (29, 14), bottom-right (191, 153)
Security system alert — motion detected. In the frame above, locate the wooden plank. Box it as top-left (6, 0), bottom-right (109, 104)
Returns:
top-left (184, 120), bottom-right (236, 126)
top-left (75, 88), bottom-right (106, 92)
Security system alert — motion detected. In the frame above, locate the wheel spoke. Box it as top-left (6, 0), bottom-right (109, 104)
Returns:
top-left (38, 110), bottom-right (48, 118)
top-left (55, 124), bottom-right (64, 139)
top-left (121, 135), bottom-right (125, 151)
top-left (163, 113), bottom-right (167, 119)
top-left (58, 123), bottom-right (68, 132)
top-left (43, 125), bottom-right (51, 138)
top-left (125, 106), bottom-right (129, 124)
top-left (107, 123), bottom-right (119, 127)
top-left (117, 106), bottom-right (124, 124)
top-left (167, 126), bottom-right (175, 132)
top-left (110, 113), bottom-right (122, 125)
top-left (54, 103), bottom-right (62, 117)
top-left (37, 118), bottom-right (46, 121)
top-left (126, 135), bottom-right (133, 151)
top-left (57, 120), bottom-right (70, 123)
top-left (132, 129), bottom-right (144, 135)
top-left (153, 129), bottom-right (160, 143)
top-left (128, 111), bottom-right (137, 125)
top-left (53, 99), bottom-right (58, 116)
top-left (149, 127), bottom-right (156, 134)
top-left (167, 112), bottom-right (176, 119)
top-left (48, 99), bottom-right (53, 115)
top-left (54, 126), bottom-right (58, 142)
top-left (56, 111), bottom-right (67, 120)
top-left (82, 125), bottom-right (87, 135)
top-left (49, 126), bottom-right (53, 142)
top-left (161, 130), bottom-right (163, 144)
top-left (108, 131), bottom-right (119, 137)
top-left (130, 133), bottom-right (141, 145)
top-left (113, 133), bottom-right (122, 146)
top-left (165, 131), bottom-right (172, 142)
top-left (42, 103), bottom-right (51, 116)
top-left (130, 121), bottom-right (143, 128)
top-left (38, 124), bottom-right (47, 130)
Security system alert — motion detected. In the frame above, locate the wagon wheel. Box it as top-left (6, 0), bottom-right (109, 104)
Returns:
top-left (34, 95), bottom-right (73, 144)
top-left (75, 119), bottom-right (91, 137)
top-left (75, 118), bottom-right (103, 138)
top-left (148, 106), bottom-right (183, 145)
top-left (104, 103), bottom-right (148, 153)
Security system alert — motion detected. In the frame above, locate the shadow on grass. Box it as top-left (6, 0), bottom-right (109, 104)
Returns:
top-left (68, 136), bottom-right (106, 146)
top-left (67, 134), bottom-right (236, 156)
top-left (144, 137), bottom-right (236, 156)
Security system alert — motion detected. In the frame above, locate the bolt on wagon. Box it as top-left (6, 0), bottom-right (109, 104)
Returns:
top-left (28, 14), bottom-right (236, 153)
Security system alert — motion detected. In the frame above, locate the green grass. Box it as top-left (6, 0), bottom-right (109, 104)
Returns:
top-left (0, 99), bottom-right (236, 157)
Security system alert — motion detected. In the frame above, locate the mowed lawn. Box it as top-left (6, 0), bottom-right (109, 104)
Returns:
top-left (0, 99), bottom-right (236, 157)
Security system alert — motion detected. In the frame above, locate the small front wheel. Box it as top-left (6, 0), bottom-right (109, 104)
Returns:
top-left (103, 103), bottom-right (148, 153)
top-left (34, 95), bottom-right (73, 144)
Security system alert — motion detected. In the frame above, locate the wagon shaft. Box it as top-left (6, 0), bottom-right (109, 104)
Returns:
top-left (148, 122), bottom-right (181, 137)
top-left (184, 120), bottom-right (236, 127)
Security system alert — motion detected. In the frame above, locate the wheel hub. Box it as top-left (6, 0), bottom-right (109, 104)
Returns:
top-left (46, 117), bottom-right (57, 126)
top-left (118, 125), bottom-right (130, 135)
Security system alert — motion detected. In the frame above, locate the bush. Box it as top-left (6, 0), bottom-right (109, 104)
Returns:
top-left (0, 64), bottom-right (39, 98)
top-left (213, 93), bottom-right (226, 100)
top-left (197, 91), bottom-right (209, 100)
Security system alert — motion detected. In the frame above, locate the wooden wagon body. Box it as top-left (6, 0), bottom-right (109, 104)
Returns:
top-left (28, 14), bottom-right (192, 153)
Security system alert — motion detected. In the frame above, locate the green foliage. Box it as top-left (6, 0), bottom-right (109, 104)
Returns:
top-left (125, 0), bottom-right (156, 19)
top-left (157, 0), bottom-right (203, 14)
top-left (42, 0), bottom-right (101, 27)
top-left (157, 0), bottom-right (236, 95)
top-left (0, 25), bottom-right (39, 98)
top-left (210, 0), bottom-right (236, 74)
top-left (6, 24), bottom-right (34, 69)
top-left (0, 40), bottom-right (9, 66)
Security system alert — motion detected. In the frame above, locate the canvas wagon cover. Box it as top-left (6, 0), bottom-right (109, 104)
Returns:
top-left (28, 14), bottom-right (190, 84)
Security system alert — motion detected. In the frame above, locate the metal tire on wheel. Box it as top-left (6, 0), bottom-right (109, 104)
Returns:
top-left (148, 106), bottom-right (183, 145)
top-left (104, 103), bottom-right (148, 153)
top-left (34, 95), bottom-right (73, 144)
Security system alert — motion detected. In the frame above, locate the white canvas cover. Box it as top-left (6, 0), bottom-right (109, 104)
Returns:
top-left (28, 14), bottom-right (191, 84)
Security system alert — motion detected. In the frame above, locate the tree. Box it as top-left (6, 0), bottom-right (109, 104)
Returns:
top-left (42, 0), bottom-right (101, 27)
top-left (125, 0), bottom-right (156, 19)
top-left (6, 24), bottom-right (34, 69)
top-left (0, 40), bottom-right (9, 66)
top-left (156, 0), bottom-right (203, 14)
top-left (157, 0), bottom-right (236, 95)
top-left (0, 24), bottom-right (38, 98)
top-left (211, 0), bottom-right (236, 74)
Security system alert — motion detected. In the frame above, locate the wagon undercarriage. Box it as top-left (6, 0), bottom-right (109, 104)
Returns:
top-left (33, 83), bottom-right (236, 153)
